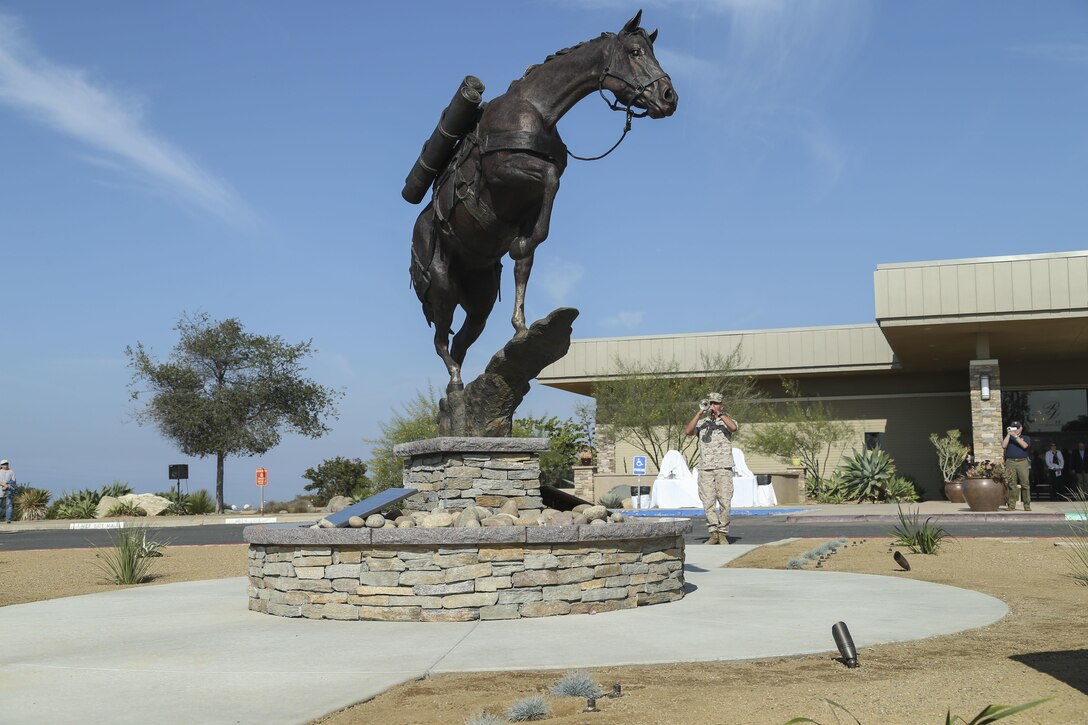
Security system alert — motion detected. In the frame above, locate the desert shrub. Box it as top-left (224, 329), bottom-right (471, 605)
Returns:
top-left (93, 526), bottom-right (166, 584)
top-left (186, 489), bottom-right (216, 514)
top-left (930, 429), bottom-right (969, 482)
top-left (107, 501), bottom-right (147, 517)
top-left (890, 504), bottom-right (949, 554)
top-left (50, 489), bottom-right (102, 519)
top-left (506, 695), bottom-right (549, 722)
top-left (1061, 490), bottom-right (1088, 585)
top-left (598, 492), bottom-right (623, 509)
top-left (465, 712), bottom-right (507, 725)
top-left (163, 499), bottom-right (192, 516)
top-left (14, 487), bottom-right (50, 520)
top-left (549, 670), bottom-right (602, 698)
top-left (786, 698), bottom-right (1049, 725)
top-left (886, 475), bottom-right (920, 503)
top-left (836, 447), bottom-right (896, 502)
top-left (787, 558), bottom-right (805, 569)
top-left (100, 481), bottom-right (134, 498)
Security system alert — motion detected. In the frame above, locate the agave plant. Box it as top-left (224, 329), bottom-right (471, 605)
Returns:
top-left (50, 489), bottom-right (103, 519)
top-left (100, 481), bottom-right (134, 498)
top-left (14, 487), bottom-right (51, 520)
top-left (186, 489), bottom-right (216, 515)
top-left (886, 475), bottom-right (920, 503)
top-left (837, 447), bottom-right (896, 502)
top-left (106, 501), bottom-right (147, 517)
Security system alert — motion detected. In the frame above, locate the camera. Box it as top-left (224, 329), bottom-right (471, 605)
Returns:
top-left (699, 400), bottom-right (709, 411)
top-left (1007, 426), bottom-right (1017, 432)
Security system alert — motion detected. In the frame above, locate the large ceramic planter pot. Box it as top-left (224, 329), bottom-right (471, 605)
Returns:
top-left (962, 477), bottom-right (1005, 512)
top-left (944, 480), bottom-right (966, 503)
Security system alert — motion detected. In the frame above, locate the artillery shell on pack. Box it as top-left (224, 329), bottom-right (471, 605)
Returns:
top-left (401, 76), bottom-right (485, 204)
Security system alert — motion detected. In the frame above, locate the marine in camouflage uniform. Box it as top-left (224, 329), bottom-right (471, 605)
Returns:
top-left (684, 392), bottom-right (739, 544)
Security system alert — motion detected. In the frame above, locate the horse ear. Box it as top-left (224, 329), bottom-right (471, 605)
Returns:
top-left (648, 28), bottom-right (658, 44)
top-left (621, 9), bottom-right (643, 35)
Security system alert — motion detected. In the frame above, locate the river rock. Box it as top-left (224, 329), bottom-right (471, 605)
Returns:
top-left (589, 518), bottom-right (607, 526)
top-left (397, 519), bottom-right (416, 528)
top-left (583, 505), bottom-right (608, 522)
top-left (422, 512), bottom-right (455, 528)
top-left (454, 507), bottom-right (481, 528)
top-left (499, 499), bottom-right (520, 517)
top-left (608, 512), bottom-right (625, 523)
top-left (572, 514), bottom-right (589, 525)
top-left (365, 514), bottom-right (386, 528)
top-left (572, 503), bottom-right (591, 514)
top-left (348, 516), bottom-right (365, 528)
top-left (481, 516), bottom-right (514, 527)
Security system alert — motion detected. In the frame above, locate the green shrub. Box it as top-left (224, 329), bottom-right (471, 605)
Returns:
top-left (106, 502), bottom-right (147, 517)
top-left (549, 670), bottom-right (602, 698)
top-left (93, 526), bottom-right (166, 584)
top-left (808, 476), bottom-right (848, 504)
top-left (14, 487), bottom-right (50, 520)
top-left (837, 447), bottom-right (896, 502)
top-left (506, 696), bottom-right (549, 722)
top-left (163, 499), bottom-right (192, 516)
top-left (929, 430), bottom-right (969, 483)
top-left (890, 504), bottom-right (949, 554)
top-left (51, 489), bottom-right (102, 519)
top-left (186, 489), bottom-right (216, 514)
top-left (598, 493), bottom-right (623, 509)
top-left (100, 481), bottom-right (134, 498)
top-left (786, 697), bottom-right (1048, 724)
top-left (886, 475), bottom-right (920, 503)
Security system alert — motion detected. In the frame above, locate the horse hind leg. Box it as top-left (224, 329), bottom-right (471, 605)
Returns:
top-left (451, 265), bottom-right (500, 366)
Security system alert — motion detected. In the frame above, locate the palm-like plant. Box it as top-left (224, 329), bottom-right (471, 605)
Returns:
top-left (837, 447), bottom-right (896, 502)
top-left (14, 487), bottom-right (51, 520)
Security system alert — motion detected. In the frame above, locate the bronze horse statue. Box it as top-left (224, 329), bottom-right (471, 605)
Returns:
top-left (410, 10), bottom-right (677, 390)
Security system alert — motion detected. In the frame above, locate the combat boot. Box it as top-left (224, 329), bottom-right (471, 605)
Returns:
top-left (1024, 503), bottom-right (1032, 511)
top-left (707, 532), bottom-right (720, 545)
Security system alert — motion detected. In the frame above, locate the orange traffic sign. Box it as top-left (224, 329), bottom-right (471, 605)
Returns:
top-left (256, 468), bottom-right (268, 487)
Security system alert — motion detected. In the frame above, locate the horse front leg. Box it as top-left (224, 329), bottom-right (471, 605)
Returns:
top-left (509, 164), bottom-right (560, 261)
top-left (511, 253), bottom-right (534, 334)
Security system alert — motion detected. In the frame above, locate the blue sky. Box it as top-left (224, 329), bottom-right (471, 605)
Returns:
top-left (1, 1), bottom-right (1085, 505)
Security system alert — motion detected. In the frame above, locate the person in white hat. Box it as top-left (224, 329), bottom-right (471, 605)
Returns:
top-left (0, 460), bottom-right (15, 523)
top-left (684, 392), bottom-right (739, 544)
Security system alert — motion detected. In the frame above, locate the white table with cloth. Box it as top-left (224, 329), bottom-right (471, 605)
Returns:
top-left (647, 448), bottom-right (777, 508)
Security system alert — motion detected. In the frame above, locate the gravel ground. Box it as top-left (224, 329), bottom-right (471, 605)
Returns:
top-left (3, 537), bottom-right (1086, 724)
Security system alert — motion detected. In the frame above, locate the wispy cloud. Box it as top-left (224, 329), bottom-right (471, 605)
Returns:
top-left (0, 13), bottom-right (256, 227)
top-left (533, 258), bottom-right (586, 305)
top-left (1009, 42), bottom-right (1088, 65)
top-left (603, 310), bottom-right (644, 329)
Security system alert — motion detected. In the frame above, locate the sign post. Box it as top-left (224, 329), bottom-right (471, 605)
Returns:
top-left (256, 467), bottom-right (268, 514)
top-left (632, 456), bottom-right (647, 510)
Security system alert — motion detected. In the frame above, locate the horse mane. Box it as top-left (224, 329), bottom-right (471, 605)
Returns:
top-left (507, 32), bottom-right (616, 92)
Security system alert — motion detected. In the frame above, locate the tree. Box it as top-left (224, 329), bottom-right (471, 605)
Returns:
top-left (303, 457), bottom-right (372, 505)
top-left (512, 415), bottom-right (582, 487)
top-left (593, 351), bottom-right (761, 470)
top-left (366, 387), bottom-right (440, 490)
top-left (741, 382), bottom-right (853, 494)
top-left (126, 313), bottom-right (341, 513)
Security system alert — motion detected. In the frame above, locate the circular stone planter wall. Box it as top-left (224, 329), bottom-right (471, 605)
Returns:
top-left (244, 519), bottom-right (691, 621)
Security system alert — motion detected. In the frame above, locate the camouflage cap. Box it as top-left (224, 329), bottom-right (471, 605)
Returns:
top-left (706, 392), bottom-right (723, 404)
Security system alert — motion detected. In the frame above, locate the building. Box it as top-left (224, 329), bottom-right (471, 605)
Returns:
top-left (538, 250), bottom-right (1088, 501)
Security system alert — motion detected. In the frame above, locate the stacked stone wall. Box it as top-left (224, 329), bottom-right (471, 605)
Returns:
top-left (245, 523), bottom-right (688, 621)
top-left (401, 452), bottom-right (542, 513)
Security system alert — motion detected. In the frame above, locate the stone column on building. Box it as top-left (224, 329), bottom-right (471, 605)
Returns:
top-left (595, 424), bottom-right (615, 475)
top-left (969, 359), bottom-right (1002, 463)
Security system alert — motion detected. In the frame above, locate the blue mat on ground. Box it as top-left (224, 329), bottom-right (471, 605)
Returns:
top-left (619, 508), bottom-right (811, 517)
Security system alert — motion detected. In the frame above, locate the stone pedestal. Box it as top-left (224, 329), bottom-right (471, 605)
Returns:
top-left (393, 437), bottom-right (550, 513)
top-left (573, 465), bottom-right (596, 503)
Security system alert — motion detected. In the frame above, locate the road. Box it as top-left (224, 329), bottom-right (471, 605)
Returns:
top-left (0, 515), bottom-right (1076, 551)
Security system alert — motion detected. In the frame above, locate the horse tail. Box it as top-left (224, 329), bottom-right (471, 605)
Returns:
top-left (410, 204), bottom-right (438, 327)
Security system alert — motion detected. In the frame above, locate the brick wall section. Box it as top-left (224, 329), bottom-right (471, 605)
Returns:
top-left (595, 424), bottom-right (615, 474)
top-left (572, 465), bottom-right (595, 502)
top-left (244, 522), bottom-right (690, 621)
top-left (969, 360), bottom-right (1002, 463)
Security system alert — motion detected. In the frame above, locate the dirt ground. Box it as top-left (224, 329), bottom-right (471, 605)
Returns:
top-left (0, 543), bottom-right (247, 606)
top-left (3, 537), bottom-right (1086, 724)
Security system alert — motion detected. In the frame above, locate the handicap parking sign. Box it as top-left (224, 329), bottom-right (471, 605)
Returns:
top-left (632, 456), bottom-right (647, 475)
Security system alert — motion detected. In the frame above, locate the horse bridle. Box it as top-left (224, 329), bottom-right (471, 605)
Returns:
top-left (569, 31), bottom-right (670, 162)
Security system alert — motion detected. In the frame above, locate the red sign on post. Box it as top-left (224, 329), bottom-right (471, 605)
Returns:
top-left (256, 468), bottom-right (268, 487)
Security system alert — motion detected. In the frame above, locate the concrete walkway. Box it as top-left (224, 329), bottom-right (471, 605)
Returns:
top-left (0, 544), bottom-right (1007, 725)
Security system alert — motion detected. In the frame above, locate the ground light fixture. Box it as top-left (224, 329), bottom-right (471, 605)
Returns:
top-left (610, 683), bottom-right (622, 698)
top-left (585, 695), bottom-right (599, 712)
top-left (894, 551), bottom-right (911, 571)
top-left (832, 621), bottom-right (859, 668)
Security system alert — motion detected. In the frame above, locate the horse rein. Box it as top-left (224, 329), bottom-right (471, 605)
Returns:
top-left (568, 31), bottom-right (670, 162)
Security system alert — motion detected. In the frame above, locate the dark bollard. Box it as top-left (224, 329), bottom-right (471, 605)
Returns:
top-left (585, 696), bottom-right (598, 712)
top-left (610, 683), bottom-right (622, 698)
top-left (832, 621), bottom-right (859, 668)
top-left (893, 551), bottom-right (911, 571)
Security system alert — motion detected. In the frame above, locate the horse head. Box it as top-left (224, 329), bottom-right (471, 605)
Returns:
top-left (602, 10), bottom-right (678, 119)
